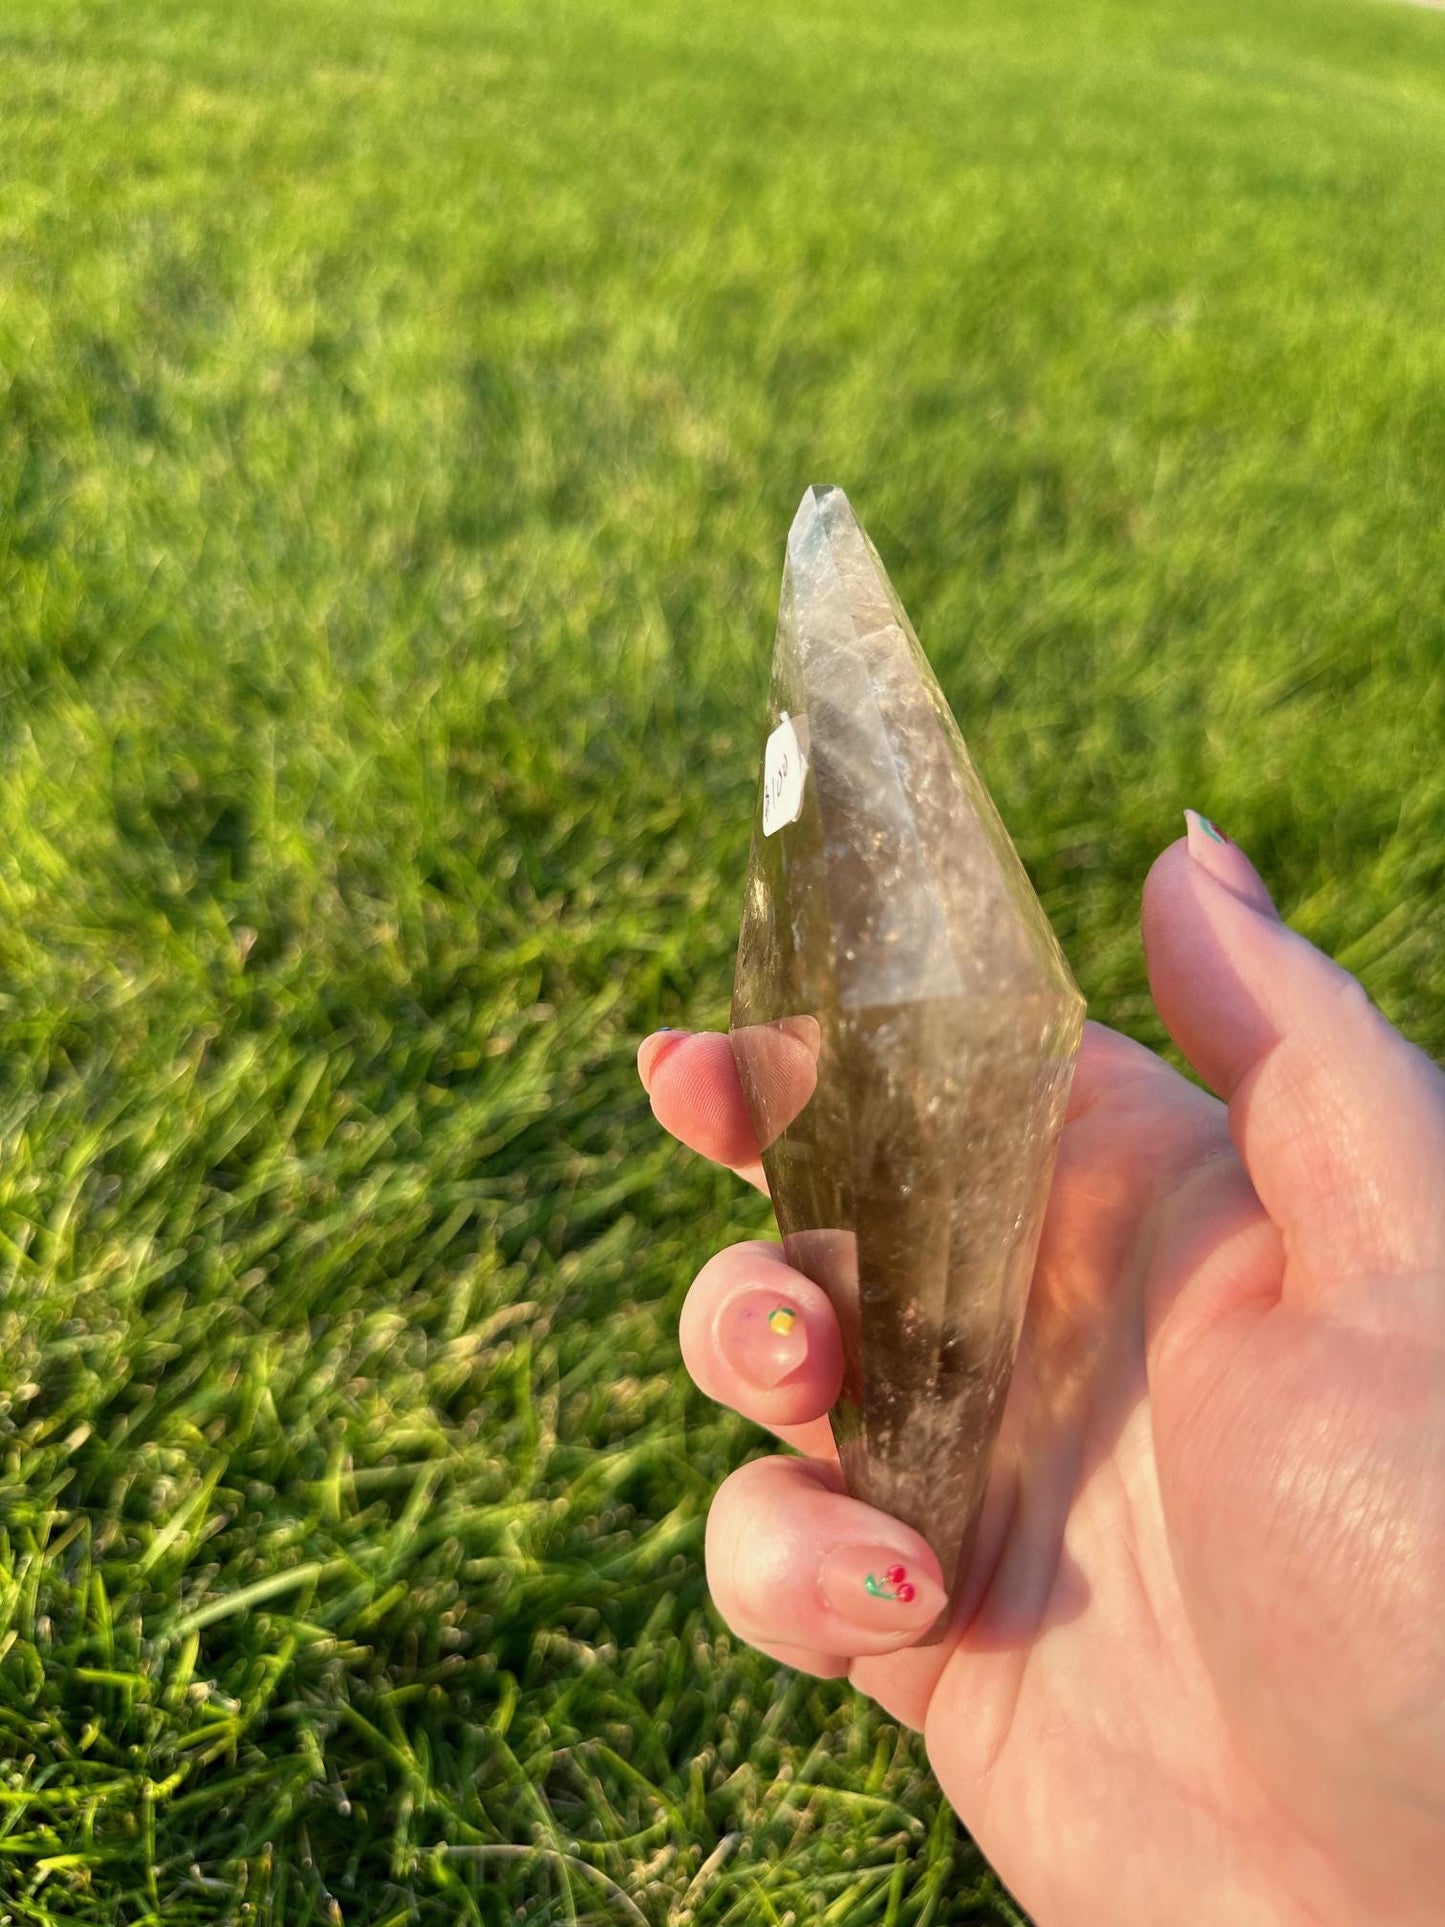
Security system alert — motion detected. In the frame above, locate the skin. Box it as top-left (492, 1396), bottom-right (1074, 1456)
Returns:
top-left (637, 833), bottom-right (1445, 1927)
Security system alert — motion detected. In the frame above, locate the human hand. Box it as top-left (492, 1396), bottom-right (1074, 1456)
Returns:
top-left (638, 817), bottom-right (1445, 1927)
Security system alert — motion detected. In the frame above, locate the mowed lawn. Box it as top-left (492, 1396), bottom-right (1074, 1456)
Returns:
top-left (2, 0), bottom-right (1444, 1918)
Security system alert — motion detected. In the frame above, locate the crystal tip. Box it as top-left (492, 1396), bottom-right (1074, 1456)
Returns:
top-left (789, 482), bottom-right (851, 549)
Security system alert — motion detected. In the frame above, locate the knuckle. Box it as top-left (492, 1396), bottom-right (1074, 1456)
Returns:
top-left (1325, 965), bottom-right (1378, 1036)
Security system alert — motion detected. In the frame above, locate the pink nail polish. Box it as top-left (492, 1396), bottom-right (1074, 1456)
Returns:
top-left (818, 1543), bottom-right (948, 1633)
top-left (1183, 810), bottom-right (1279, 919)
top-left (717, 1290), bottom-right (809, 1389)
top-left (637, 1029), bottom-right (690, 1094)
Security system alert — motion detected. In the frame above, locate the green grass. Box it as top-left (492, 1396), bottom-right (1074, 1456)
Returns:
top-left (2, 0), bottom-right (1445, 1917)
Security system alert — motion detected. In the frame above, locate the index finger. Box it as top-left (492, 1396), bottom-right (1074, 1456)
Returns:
top-left (636, 1028), bottom-right (771, 1192)
top-left (639, 1021), bottom-right (1140, 1200)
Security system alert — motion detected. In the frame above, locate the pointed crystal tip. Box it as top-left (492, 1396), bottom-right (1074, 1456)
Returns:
top-left (788, 482), bottom-right (847, 547)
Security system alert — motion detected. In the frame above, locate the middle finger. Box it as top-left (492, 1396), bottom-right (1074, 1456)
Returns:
top-left (681, 1239), bottom-right (844, 1456)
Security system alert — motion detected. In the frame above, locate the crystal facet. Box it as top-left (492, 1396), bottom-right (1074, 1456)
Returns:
top-left (731, 486), bottom-right (1085, 1638)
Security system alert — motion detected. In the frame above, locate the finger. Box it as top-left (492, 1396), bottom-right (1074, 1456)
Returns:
top-left (643, 1018), bottom-right (1125, 1188)
top-left (637, 1030), bottom-right (767, 1192)
top-left (680, 1240), bottom-right (843, 1458)
top-left (638, 1019), bottom-right (823, 1195)
top-left (705, 1455), bottom-right (950, 1659)
top-left (1141, 813), bottom-right (1445, 1299)
top-left (746, 1637), bottom-right (851, 1680)
top-left (730, 1016), bottom-right (821, 1153)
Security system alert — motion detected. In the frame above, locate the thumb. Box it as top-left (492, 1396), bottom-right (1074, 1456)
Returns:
top-left (1141, 812), bottom-right (1445, 1308)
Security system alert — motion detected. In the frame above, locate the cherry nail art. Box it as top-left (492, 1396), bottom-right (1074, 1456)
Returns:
top-left (818, 1543), bottom-right (948, 1634)
top-left (864, 1562), bottom-right (917, 1604)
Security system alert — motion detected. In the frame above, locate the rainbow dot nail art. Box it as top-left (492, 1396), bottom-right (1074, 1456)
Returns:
top-left (767, 1305), bottom-right (797, 1336)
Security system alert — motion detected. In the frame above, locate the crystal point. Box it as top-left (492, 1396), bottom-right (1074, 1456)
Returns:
top-left (731, 486), bottom-right (1085, 1639)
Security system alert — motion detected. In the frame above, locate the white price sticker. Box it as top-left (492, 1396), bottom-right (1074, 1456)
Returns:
top-left (762, 711), bottom-right (807, 837)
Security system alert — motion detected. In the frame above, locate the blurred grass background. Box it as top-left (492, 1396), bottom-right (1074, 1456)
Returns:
top-left (2, 0), bottom-right (1444, 1918)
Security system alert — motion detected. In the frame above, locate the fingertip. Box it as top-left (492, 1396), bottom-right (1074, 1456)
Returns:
top-left (637, 1028), bottom-right (689, 1095)
top-left (1140, 831), bottom-right (1190, 921)
top-left (1142, 832), bottom-right (1281, 1098)
top-left (1182, 811), bottom-right (1280, 919)
top-left (708, 1456), bottom-right (950, 1658)
top-left (1140, 817), bottom-right (1445, 1289)
top-left (645, 1030), bottom-right (762, 1172)
top-left (1141, 821), bottom-right (1277, 956)
top-left (777, 1013), bottom-right (822, 1059)
top-left (682, 1244), bottom-right (845, 1430)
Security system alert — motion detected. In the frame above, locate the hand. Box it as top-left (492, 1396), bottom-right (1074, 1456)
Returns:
top-left (637, 818), bottom-right (1445, 1927)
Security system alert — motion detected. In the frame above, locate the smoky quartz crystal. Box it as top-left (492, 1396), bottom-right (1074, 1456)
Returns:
top-left (731, 486), bottom-right (1085, 1639)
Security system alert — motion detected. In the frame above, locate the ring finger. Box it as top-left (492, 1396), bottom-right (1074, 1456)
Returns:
top-left (706, 1454), bottom-right (951, 1661)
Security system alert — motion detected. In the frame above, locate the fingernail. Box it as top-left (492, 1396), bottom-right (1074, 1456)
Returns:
top-left (717, 1290), bottom-right (809, 1389)
top-left (637, 1029), bottom-right (689, 1094)
top-left (1183, 810), bottom-right (1279, 919)
top-left (818, 1543), bottom-right (948, 1634)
